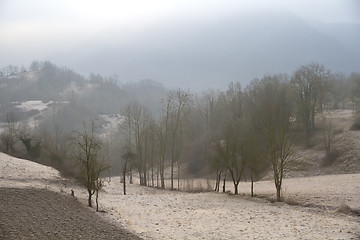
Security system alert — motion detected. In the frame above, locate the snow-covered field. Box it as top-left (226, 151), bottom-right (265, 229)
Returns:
top-left (14, 100), bottom-right (49, 112)
top-left (0, 153), bottom-right (359, 239)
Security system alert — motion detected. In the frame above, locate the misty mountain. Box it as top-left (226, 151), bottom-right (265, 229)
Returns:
top-left (313, 21), bottom-right (360, 54)
top-left (0, 63), bottom-right (168, 124)
top-left (58, 12), bottom-right (360, 91)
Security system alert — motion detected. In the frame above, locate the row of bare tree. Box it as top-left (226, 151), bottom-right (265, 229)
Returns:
top-left (111, 63), bottom-right (360, 202)
top-left (1, 62), bottom-right (360, 205)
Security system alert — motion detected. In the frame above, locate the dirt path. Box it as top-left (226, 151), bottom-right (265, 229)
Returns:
top-left (0, 188), bottom-right (142, 240)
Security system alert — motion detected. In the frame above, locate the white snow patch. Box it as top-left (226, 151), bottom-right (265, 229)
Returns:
top-left (98, 114), bottom-right (124, 139)
top-left (60, 81), bottom-right (98, 99)
top-left (15, 100), bottom-right (49, 112)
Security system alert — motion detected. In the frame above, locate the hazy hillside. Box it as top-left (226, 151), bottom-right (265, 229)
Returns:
top-left (0, 63), bottom-right (168, 123)
top-left (0, 61), bottom-right (359, 179)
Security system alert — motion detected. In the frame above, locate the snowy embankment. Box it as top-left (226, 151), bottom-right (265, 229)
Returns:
top-left (0, 153), bottom-right (359, 239)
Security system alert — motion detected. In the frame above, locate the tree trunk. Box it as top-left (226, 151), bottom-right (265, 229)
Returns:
top-left (130, 170), bottom-right (133, 184)
top-left (311, 108), bottom-right (316, 129)
top-left (96, 189), bottom-right (99, 212)
top-left (144, 158), bottom-right (147, 187)
top-left (171, 159), bottom-right (174, 190)
top-left (276, 185), bottom-right (281, 202)
top-left (139, 170), bottom-right (143, 186)
top-left (161, 173), bottom-right (165, 188)
top-left (156, 164), bottom-right (159, 188)
top-left (123, 171), bottom-right (126, 195)
top-left (160, 158), bottom-right (165, 188)
top-left (177, 163), bottom-right (180, 191)
top-left (214, 171), bottom-right (219, 192)
top-left (251, 174), bottom-right (254, 197)
top-left (151, 165), bottom-right (154, 187)
top-left (215, 170), bottom-right (222, 192)
top-left (88, 190), bottom-right (92, 207)
top-left (222, 170), bottom-right (227, 193)
top-left (306, 128), bottom-right (310, 148)
top-left (234, 183), bottom-right (238, 195)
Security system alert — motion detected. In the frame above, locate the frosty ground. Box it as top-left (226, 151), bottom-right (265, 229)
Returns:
top-left (0, 153), bottom-right (359, 239)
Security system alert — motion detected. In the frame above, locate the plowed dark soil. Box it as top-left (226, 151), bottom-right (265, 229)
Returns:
top-left (0, 188), bottom-right (142, 240)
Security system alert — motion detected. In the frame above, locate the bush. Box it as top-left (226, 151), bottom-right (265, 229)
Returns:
top-left (350, 112), bottom-right (360, 130)
top-left (321, 149), bottom-right (339, 167)
top-left (335, 204), bottom-right (360, 216)
top-left (350, 120), bottom-right (360, 130)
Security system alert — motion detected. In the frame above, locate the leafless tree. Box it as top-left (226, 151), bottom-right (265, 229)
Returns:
top-left (323, 118), bottom-right (332, 156)
top-left (121, 103), bottom-right (152, 186)
top-left (249, 75), bottom-right (297, 201)
top-left (197, 90), bottom-right (225, 191)
top-left (72, 121), bottom-right (109, 208)
top-left (18, 120), bottom-right (41, 159)
top-left (1, 112), bottom-right (18, 155)
top-left (158, 89), bottom-right (192, 190)
top-left (291, 63), bottom-right (330, 147)
top-left (321, 116), bottom-right (338, 165)
top-left (212, 83), bottom-right (248, 195)
top-left (169, 89), bottom-right (192, 190)
top-left (121, 146), bottom-right (136, 195)
top-left (349, 73), bottom-right (360, 110)
top-left (143, 119), bottom-right (159, 187)
top-left (328, 72), bottom-right (349, 109)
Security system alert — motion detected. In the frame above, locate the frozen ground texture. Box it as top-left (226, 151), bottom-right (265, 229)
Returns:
top-left (0, 188), bottom-right (141, 240)
top-left (0, 153), bottom-right (359, 239)
top-left (0, 153), bottom-right (141, 240)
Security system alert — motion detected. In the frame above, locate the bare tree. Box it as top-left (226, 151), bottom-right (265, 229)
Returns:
top-left (157, 111), bottom-right (169, 189)
top-left (328, 72), bottom-right (349, 109)
top-left (143, 119), bottom-right (158, 187)
top-left (121, 147), bottom-right (136, 195)
top-left (72, 121), bottom-right (109, 208)
top-left (216, 139), bottom-right (245, 195)
top-left (323, 118), bottom-right (332, 156)
top-left (198, 90), bottom-right (225, 192)
top-left (168, 89), bottom-right (192, 190)
top-left (249, 75), bottom-right (297, 201)
top-left (1, 112), bottom-right (18, 155)
top-left (30, 60), bottom-right (40, 71)
top-left (158, 89), bottom-right (192, 190)
top-left (121, 103), bottom-right (152, 186)
top-left (349, 73), bottom-right (360, 110)
top-left (291, 63), bottom-right (330, 147)
top-left (18, 120), bottom-right (41, 159)
top-left (348, 73), bottom-right (360, 130)
top-left (242, 125), bottom-right (268, 197)
top-left (212, 83), bottom-right (248, 195)
top-left (321, 116), bottom-right (338, 165)
top-left (210, 150), bottom-right (223, 192)
top-left (53, 121), bottom-right (64, 153)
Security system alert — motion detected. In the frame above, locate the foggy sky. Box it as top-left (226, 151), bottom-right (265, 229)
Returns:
top-left (1, 0), bottom-right (360, 89)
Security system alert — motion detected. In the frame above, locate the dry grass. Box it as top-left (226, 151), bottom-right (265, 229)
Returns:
top-left (182, 178), bottom-right (213, 193)
top-left (350, 112), bottom-right (360, 130)
top-left (335, 204), bottom-right (360, 216)
top-left (283, 197), bottom-right (301, 206)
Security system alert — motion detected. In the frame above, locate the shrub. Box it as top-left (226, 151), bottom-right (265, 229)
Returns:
top-left (321, 149), bottom-right (339, 167)
top-left (350, 112), bottom-right (360, 130)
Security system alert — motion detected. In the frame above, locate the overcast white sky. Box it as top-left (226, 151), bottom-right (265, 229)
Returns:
top-left (0, 0), bottom-right (359, 67)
